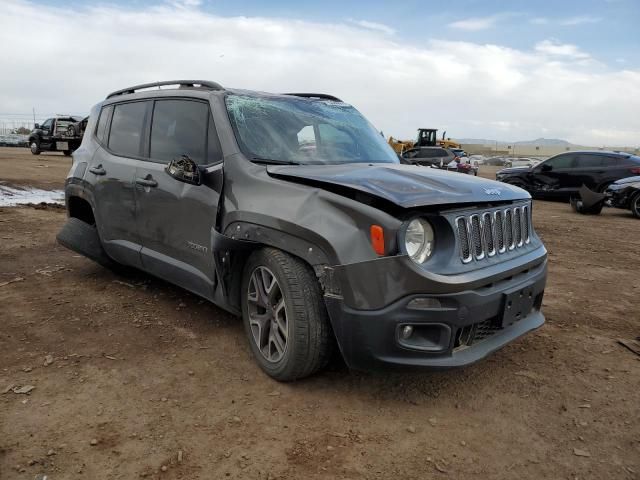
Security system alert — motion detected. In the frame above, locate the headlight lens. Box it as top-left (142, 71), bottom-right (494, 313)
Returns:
top-left (404, 218), bottom-right (435, 263)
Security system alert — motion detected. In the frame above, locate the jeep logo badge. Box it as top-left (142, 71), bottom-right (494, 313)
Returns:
top-left (484, 188), bottom-right (502, 196)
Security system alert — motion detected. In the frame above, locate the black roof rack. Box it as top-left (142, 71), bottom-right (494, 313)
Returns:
top-left (284, 93), bottom-right (343, 102)
top-left (106, 80), bottom-right (224, 99)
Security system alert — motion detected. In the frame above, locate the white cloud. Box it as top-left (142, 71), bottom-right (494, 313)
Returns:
top-left (558, 15), bottom-right (601, 26)
top-left (1, 0), bottom-right (638, 146)
top-left (448, 15), bottom-right (502, 31)
top-left (534, 40), bottom-right (591, 60)
top-left (349, 19), bottom-right (395, 35)
top-left (530, 15), bottom-right (602, 26)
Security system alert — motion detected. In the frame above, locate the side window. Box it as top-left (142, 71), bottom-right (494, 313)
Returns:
top-left (108, 102), bottom-right (147, 157)
top-left (95, 105), bottom-right (113, 144)
top-left (150, 100), bottom-right (208, 164)
top-left (545, 154), bottom-right (574, 169)
top-left (297, 125), bottom-right (316, 148)
top-left (574, 155), bottom-right (605, 168)
top-left (318, 123), bottom-right (358, 157)
top-left (41, 119), bottom-right (52, 130)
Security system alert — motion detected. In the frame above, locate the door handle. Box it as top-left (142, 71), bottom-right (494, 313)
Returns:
top-left (135, 176), bottom-right (158, 188)
top-left (89, 165), bottom-right (106, 175)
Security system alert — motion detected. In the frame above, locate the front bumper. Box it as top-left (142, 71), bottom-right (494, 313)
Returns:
top-left (324, 256), bottom-right (547, 371)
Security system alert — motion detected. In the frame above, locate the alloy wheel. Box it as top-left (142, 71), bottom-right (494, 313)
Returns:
top-left (246, 266), bottom-right (288, 363)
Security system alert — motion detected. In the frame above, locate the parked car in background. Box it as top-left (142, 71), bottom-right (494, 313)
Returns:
top-left (28, 116), bottom-right (87, 156)
top-left (604, 176), bottom-right (640, 217)
top-left (484, 156), bottom-right (509, 166)
top-left (572, 176), bottom-right (640, 217)
top-left (57, 80), bottom-right (547, 381)
top-left (450, 148), bottom-right (467, 158)
top-left (401, 146), bottom-right (454, 168)
top-left (447, 157), bottom-right (478, 176)
top-left (402, 147), bottom-right (478, 175)
top-left (468, 154), bottom-right (487, 164)
top-left (0, 134), bottom-right (28, 147)
top-left (504, 157), bottom-right (541, 168)
top-left (495, 151), bottom-right (640, 199)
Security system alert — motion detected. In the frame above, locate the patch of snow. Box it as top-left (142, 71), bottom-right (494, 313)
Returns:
top-left (0, 185), bottom-right (64, 206)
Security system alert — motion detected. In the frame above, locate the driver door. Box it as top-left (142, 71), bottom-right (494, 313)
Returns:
top-left (135, 98), bottom-right (224, 300)
top-left (40, 118), bottom-right (53, 147)
top-left (531, 153), bottom-right (575, 197)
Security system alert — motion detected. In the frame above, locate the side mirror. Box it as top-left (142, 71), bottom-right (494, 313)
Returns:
top-left (34, 123), bottom-right (40, 129)
top-left (541, 164), bottom-right (552, 172)
top-left (165, 155), bottom-right (201, 185)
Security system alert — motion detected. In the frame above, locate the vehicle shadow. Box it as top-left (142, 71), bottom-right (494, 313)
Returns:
top-left (99, 264), bottom-right (513, 402)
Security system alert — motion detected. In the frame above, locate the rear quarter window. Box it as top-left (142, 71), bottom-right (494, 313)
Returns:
top-left (108, 101), bottom-right (148, 157)
top-left (574, 155), bottom-right (606, 168)
top-left (94, 105), bottom-right (113, 144)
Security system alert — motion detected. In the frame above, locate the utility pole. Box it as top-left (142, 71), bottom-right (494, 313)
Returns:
top-left (33, 107), bottom-right (36, 127)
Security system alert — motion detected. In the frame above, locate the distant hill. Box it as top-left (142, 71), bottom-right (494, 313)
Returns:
top-left (458, 137), bottom-right (576, 147)
top-left (514, 138), bottom-right (572, 146)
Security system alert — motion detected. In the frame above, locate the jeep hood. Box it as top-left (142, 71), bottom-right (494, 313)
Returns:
top-left (267, 163), bottom-right (529, 208)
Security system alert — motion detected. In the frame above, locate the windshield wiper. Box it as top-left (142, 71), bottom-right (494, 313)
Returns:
top-left (251, 157), bottom-right (300, 166)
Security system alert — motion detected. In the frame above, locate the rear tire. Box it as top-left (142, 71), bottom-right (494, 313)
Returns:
top-left (630, 192), bottom-right (640, 219)
top-left (30, 140), bottom-right (41, 155)
top-left (241, 248), bottom-right (333, 381)
top-left (63, 150), bottom-right (72, 157)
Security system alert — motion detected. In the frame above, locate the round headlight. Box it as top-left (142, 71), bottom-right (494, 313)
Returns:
top-left (404, 218), bottom-right (434, 263)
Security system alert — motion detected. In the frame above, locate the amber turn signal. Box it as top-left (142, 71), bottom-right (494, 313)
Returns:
top-left (370, 225), bottom-right (385, 255)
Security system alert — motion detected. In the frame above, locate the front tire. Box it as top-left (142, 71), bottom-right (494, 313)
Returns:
top-left (30, 140), bottom-right (41, 155)
top-left (241, 248), bottom-right (332, 381)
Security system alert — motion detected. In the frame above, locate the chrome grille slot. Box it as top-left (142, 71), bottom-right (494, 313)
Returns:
top-left (457, 217), bottom-right (472, 263)
top-left (470, 215), bottom-right (484, 259)
top-left (495, 211), bottom-right (505, 252)
top-left (482, 212), bottom-right (495, 256)
top-left (455, 203), bottom-right (532, 263)
top-left (504, 209), bottom-right (514, 250)
top-left (514, 207), bottom-right (522, 246)
top-left (522, 205), bottom-right (530, 243)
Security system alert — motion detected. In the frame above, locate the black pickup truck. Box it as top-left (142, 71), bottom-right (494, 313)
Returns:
top-left (28, 116), bottom-right (88, 156)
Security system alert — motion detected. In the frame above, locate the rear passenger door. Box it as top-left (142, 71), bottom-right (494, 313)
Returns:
top-left (570, 154), bottom-right (606, 190)
top-left (135, 98), bottom-right (224, 300)
top-left (90, 101), bottom-right (149, 267)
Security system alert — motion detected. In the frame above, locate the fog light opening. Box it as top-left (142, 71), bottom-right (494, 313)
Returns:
top-left (401, 325), bottom-right (414, 340)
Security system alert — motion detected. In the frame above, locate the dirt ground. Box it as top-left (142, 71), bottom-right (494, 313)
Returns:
top-left (1, 147), bottom-right (639, 480)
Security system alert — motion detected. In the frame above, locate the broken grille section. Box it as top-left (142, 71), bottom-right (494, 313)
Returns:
top-left (456, 204), bottom-right (531, 263)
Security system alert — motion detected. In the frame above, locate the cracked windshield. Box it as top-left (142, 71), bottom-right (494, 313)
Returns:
top-left (226, 94), bottom-right (399, 165)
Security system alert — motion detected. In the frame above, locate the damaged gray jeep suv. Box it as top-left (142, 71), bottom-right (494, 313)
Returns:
top-left (58, 80), bottom-right (547, 381)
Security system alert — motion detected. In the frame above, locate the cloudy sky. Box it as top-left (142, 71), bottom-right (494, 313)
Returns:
top-left (2, 0), bottom-right (639, 145)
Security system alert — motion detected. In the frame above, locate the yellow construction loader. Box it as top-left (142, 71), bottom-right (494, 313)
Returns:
top-left (388, 128), bottom-right (461, 154)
